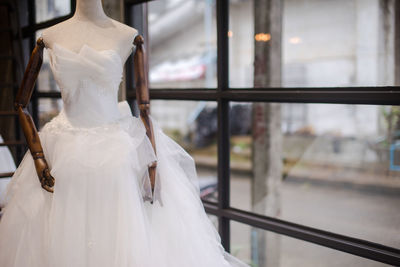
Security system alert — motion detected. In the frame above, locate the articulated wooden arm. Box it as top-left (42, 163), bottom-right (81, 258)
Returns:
top-left (133, 35), bottom-right (157, 199)
top-left (15, 37), bottom-right (55, 193)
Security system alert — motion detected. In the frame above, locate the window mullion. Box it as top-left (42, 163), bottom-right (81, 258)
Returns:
top-left (216, 0), bottom-right (230, 252)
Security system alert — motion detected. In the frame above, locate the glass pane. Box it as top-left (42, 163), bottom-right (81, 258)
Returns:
top-left (36, 30), bottom-right (60, 93)
top-left (231, 221), bottom-right (392, 266)
top-left (151, 100), bottom-right (218, 202)
top-left (230, 102), bottom-right (400, 249)
top-left (39, 98), bottom-right (63, 129)
top-left (148, 0), bottom-right (217, 89)
top-left (19, 0), bottom-right (29, 28)
top-left (21, 38), bottom-right (31, 67)
top-left (229, 0), bottom-right (396, 88)
top-left (35, 0), bottom-right (71, 23)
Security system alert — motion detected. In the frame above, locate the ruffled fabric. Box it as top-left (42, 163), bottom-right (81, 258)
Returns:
top-left (48, 43), bottom-right (122, 103)
top-left (0, 102), bottom-right (158, 267)
top-left (0, 105), bottom-right (249, 267)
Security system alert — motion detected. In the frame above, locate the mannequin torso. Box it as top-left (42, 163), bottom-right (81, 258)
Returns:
top-left (42, 0), bottom-right (137, 64)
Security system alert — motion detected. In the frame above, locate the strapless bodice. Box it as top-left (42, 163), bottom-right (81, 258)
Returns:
top-left (47, 43), bottom-right (125, 127)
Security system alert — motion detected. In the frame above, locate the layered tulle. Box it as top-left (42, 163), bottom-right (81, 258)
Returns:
top-left (0, 40), bottom-right (249, 266)
top-left (0, 103), bottom-right (249, 267)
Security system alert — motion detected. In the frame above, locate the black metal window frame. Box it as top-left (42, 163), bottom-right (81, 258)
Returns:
top-left (124, 0), bottom-right (400, 266)
top-left (25, 0), bottom-right (400, 265)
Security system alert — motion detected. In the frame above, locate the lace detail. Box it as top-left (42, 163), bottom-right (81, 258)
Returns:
top-left (41, 109), bottom-right (141, 136)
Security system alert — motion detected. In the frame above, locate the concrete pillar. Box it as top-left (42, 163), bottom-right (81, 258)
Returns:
top-left (394, 0), bottom-right (400, 85)
top-left (355, 0), bottom-right (395, 86)
top-left (252, 0), bottom-right (283, 266)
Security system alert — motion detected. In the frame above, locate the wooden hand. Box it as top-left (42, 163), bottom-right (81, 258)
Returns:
top-left (133, 35), bottom-right (158, 202)
top-left (33, 156), bottom-right (55, 193)
top-left (15, 37), bottom-right (55, 193)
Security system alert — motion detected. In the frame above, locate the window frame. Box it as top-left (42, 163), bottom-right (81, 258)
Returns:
top-left (124, 0), bottom-right (400, 265)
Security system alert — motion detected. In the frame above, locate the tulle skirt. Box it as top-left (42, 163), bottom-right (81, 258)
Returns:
top-left (0, 101), bottom-right (249, 267)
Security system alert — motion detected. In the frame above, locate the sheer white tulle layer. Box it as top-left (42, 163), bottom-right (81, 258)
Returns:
top-left (0, 43), bottom-right (249, 267)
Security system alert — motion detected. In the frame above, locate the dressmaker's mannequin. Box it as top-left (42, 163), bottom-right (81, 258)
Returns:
top-left (42, 0), bottom-right (137, 63)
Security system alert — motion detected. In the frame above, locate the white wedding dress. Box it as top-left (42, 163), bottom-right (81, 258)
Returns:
top-left (0, 42), bottom-right (249, 267)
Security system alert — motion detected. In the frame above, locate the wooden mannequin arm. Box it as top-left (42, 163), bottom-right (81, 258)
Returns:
top-left (133, 35), bottom-right (157, 198)
top-left (14, 37), bottom-right (55, 193)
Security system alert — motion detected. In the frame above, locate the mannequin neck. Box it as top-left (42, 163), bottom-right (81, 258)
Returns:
top-left (74, 0), bottom-right (107, 21)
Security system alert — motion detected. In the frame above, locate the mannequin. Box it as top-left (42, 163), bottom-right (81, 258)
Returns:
top-left (15, 0), bottom-right (157, 196)
top-left (42, 0), bottom-right (137, 63)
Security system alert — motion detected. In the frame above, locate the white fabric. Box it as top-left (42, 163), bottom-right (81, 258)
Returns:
top-left (0, 135), bottom-right (16, 208)
top-left (0, 43), bottom-right (249, 267)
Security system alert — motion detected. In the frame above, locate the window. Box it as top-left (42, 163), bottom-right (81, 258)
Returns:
top-left (125, 0), bottom-right (400, 266)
